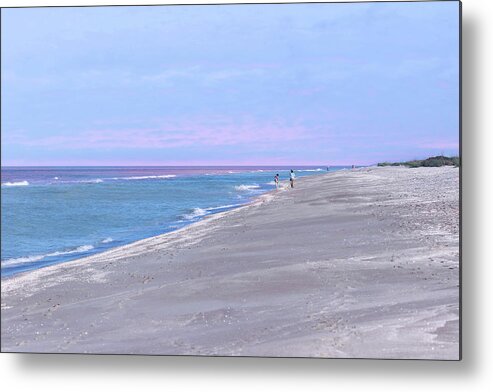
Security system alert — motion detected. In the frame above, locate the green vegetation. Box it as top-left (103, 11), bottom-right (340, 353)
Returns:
top-left (378, 155), bottom-right (460, 168)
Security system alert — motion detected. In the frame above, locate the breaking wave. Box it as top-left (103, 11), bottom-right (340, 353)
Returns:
top-left (79, 178), bottom-right (104, 184)
top-left (182, 207), bottom-right (207, 220)
top-left (112, 175), bottom-right (176, 180)
top-left (181, 203), bottom-right (243, 221)
top-left (2, 244), bottom-right (95, 267)
top-left (2, 181), bottom-right (29, 187)
top-left (235, 184), bottom-right (261, 191)
top-left (296, 168), bottom-right (324, 172)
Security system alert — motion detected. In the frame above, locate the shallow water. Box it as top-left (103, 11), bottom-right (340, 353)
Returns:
top-left (1, 166), bottom-right (346, 276)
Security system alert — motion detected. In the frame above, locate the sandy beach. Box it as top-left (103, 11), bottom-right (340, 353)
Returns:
top-left (1, 166), bottom-right (460, 359)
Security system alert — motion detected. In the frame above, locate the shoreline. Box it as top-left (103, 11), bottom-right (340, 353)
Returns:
top-left (1, 176), bottom-right (285, 284)
top-left (1, 166), bottom-right (459, 359)
top-left (1, 167), bottom-right (334, 278)
top-left (0, 176), bottom-right (287, 279)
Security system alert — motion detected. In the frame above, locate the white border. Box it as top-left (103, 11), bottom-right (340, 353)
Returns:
top-left (1, 0), bottom-right (492, 390)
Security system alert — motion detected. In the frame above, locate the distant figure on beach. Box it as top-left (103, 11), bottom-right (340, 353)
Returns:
top-left (327, 166), bottom-right (329, 171)
top-left (290, 170), bottom-right (295, 188)
top-left (352, 165), bottom-right (355, 169)
top-left (274, 173), bottom-right (280, 189)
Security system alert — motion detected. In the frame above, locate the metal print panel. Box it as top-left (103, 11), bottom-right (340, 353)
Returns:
top-left (1, 1), bottom-right (461, 359)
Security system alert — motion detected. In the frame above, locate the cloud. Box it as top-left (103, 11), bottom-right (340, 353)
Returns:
top-left (5, 116), bottom-right (315, 150)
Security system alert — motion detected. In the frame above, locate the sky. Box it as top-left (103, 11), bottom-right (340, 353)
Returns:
top-left (1, 1), bottom-right (460, 166)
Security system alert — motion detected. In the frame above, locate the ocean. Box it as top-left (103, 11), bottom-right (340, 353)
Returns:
top-left (1, 166), bottom-right (347, 277)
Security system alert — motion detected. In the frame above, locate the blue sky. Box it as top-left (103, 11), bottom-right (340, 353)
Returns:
top-left (1, 1), bottom-right (460, 166)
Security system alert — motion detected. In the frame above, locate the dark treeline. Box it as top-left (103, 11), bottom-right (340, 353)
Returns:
top-left (378, 156), bottom-right (460, 168)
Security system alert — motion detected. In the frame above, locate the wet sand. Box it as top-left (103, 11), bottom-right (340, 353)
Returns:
top-left (1, 166), bottom-right (460, 359)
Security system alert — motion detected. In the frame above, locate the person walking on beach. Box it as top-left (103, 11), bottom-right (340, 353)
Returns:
top-left (289, 170), bottom-right (295, 188)
top-left (274, 173), bottom-right (280, 189)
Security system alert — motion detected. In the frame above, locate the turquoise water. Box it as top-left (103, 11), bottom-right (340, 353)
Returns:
top-left (1, 166), bottom-right (346, 277)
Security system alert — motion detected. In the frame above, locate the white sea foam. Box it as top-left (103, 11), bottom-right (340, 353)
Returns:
top-left (182, 207), bottom-right (207, 220)
top-left (181, 203), bottom-right (242, 221)
top-left (2, 244), bottom-right (95, 267)
top-left (2, 255), bottom-right (45, 265)
top-left (49, 245), bottom-right (94, 257)
top-left (65, 175), bottom-right (175, 184)
top-left (101, 237), bottom-right (113, 244)
top-left (115, 174), bottom-right (177, 180)
top-left (296, 168), bottom-right (324, 172)
top-left (80, 178), bottom-right (104, 184)
top-left (205, 204), bottom-right (241, 211)
top-left (266, 181), bottom-right (276, 185)
top-left (53, 177), bottom-right (59, 180)
top-left (2, 180), bottom-right (29, 187)
top-left (235, 184), bottom-right (260, 191)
